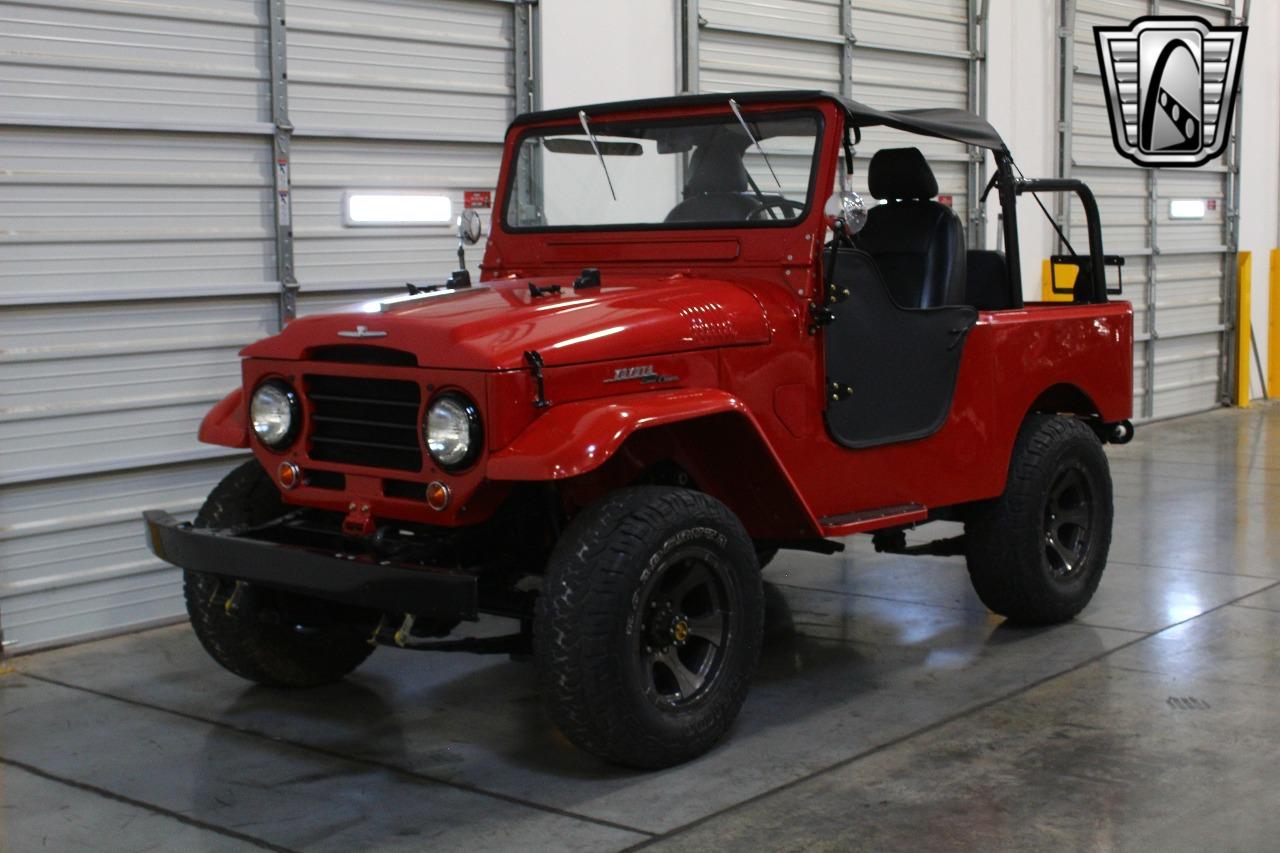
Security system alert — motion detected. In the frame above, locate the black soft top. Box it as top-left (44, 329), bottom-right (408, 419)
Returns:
top-left (509, 90), bottom-right (1005, 152)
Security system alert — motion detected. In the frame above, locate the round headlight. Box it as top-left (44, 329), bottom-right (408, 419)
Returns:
top-left (249, 380), bottom-right (299, 449)
top-left (424, 393), bottom-right (482, 471)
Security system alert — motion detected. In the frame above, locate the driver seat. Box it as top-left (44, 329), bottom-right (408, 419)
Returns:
top-left (856, 147), bottom-right (967, 308)
top-left (664, 135), bottom-right (758, 223)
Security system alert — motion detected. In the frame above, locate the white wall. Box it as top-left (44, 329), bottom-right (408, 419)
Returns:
top-left (539, 1), bottom-right (677, 109)
top-left (1235, 0), bottom-right (1278, 398)
top-left (983, 0), bottom-right (1059, 299)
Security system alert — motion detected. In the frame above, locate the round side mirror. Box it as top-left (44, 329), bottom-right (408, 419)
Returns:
top-left (458, 209), bottom-right (483, 245)
top-left (824, 190), bottom-right (867, 237)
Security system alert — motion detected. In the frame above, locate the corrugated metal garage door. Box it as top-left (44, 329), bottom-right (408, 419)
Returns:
top-left (685, 0), bottom-right (985, 242)
top-left (1063, 0), bottom-right (1240, 420)
top-left (288, 0), bottom-right (519, 315)
top-left (0, 0), bottom-right (528, 652)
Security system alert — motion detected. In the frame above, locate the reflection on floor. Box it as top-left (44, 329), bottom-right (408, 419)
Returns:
top-left (2, 404), bottom-right (1278, 851)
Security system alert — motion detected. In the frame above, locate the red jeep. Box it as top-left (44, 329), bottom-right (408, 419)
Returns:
top-left (146, 91), bottom-right (1133, 768)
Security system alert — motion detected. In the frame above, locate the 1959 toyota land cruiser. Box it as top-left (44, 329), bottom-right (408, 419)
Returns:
top-left (145, 90), bottom-right (1134, 768)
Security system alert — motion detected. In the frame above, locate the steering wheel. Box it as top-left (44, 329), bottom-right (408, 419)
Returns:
top-left (746, 196), bottom-right (806, 221)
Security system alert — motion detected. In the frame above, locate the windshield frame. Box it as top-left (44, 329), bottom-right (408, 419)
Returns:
top-left (499, 107), bottom-right (826, 235)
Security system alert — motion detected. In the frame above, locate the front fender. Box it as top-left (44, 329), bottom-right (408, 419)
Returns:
top-left (487, 388), bottom-right (750, 480)
top-left (198, 388), bottom-right (249, 448)
top-left (488, 388), bottom-right (821, 538)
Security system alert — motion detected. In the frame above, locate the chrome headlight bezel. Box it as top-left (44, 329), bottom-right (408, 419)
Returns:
top-left (249, 379), bottom-right (300, 450)
top-left (424, 392), bottom-right (483, 473)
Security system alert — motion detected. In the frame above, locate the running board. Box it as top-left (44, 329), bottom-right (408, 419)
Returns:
top-left (820, 503), bottom-right (928, 537)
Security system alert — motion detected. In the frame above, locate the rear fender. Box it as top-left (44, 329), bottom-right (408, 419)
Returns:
top-left (487, 388), bottom-right (821, 539)
top-left (199, 388), bottom-right (249, 448)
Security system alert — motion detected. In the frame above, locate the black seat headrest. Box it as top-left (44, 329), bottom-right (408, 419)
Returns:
top-left (868, 147), bottom-right (939, 201)
top-left (684, 135), bottom-right (749, 196)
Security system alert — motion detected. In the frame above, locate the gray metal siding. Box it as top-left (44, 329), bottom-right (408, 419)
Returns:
top-left (0, 0), bottom-right (521, 653)
top-left (288, 0), bottom-right (510, 313)
top-left (1065, 0), bottom-right (1238, 420)
top-left (0, 0), bottom-right (271, 128)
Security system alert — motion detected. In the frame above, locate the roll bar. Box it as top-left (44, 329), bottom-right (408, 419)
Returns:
top-left (992, 151), bottom-right (1110, 306)
top-left (1013, 178), bottom-right (1109, 304)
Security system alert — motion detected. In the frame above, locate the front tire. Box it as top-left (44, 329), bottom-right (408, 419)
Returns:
top-left (535, 487), bottom-right (764, 768)
top-left (965, 414), bottom-right (1113, 624)
top-left (184, 460), bottom-right (374, 687)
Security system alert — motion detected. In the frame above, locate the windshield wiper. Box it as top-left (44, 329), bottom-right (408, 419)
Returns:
top-left (578, 110), bottom-right (617, 201)
top-left (729, 98), bottom-right (783, 191)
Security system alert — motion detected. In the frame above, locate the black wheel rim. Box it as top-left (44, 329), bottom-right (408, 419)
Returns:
top-left (1044, 466), bottom-right (1094, 579)
top-left (634, 551), bottom-right (734, 709)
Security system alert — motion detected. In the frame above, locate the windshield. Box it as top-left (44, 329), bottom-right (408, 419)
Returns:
top-left (504, 110), bottom-right (823, 230)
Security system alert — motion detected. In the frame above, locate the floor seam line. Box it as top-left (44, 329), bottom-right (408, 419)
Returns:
top-left (0, 756), bottom-right (297, 853)
top-left (15, 671), bottom-right (658, 841)
top-left (1225, 602), bottom-right (1280, 614)
top-left (623, 576), bottom-right (1280, 851)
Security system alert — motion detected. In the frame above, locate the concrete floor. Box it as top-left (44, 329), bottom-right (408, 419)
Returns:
top-left (2, 404), bottom-right (1279, 852)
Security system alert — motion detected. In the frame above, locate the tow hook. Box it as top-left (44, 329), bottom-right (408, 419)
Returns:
top-left (393, 613), bottom-right (416, 647)
top-left (222, 580), bottom-right (258, 619)
top-left (342, 503), bottom-right (376, 537)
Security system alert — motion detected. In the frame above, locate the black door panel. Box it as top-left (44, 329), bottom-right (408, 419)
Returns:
top-left (823, 248), bottom-right (977, 449)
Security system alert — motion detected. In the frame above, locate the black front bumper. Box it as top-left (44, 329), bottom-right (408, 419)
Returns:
top-left (143, 510), bottom-right (478, 620)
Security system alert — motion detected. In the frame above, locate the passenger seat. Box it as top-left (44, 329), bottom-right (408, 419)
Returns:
top-left (855, 147), bottom-right (967, 308)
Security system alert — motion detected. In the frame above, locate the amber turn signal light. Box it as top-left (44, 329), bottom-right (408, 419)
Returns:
top-left (277, 461), bottom-right (300, 490)
top-left (426, 480), bottom-right (451, 511)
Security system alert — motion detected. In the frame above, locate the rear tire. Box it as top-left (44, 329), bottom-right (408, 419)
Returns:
top-left (535, 486), bottom-right (764, 768)
top-left (184, 460), bottom-right (374, 687)
top-left (965, 415), bottom-right (1113, 624)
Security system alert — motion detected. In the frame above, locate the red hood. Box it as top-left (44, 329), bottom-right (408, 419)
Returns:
top-left (242, 275), bottom-right (770, 370)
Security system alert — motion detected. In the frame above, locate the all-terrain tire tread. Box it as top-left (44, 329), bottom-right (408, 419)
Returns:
top-left (965, 414), bottom-right (1113, 624)
top-left (535, 486), bottom-right (763, 769)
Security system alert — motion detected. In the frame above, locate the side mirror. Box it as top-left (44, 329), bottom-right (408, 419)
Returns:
top-left (824, 190), bottom-right (867, 237)
top-left (449, 209), bottom-right (484, 289)
top-left (458, 209), bottom-right (483, 245)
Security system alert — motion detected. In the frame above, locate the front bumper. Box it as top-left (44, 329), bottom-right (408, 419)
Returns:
top-left (143, 510), bottom-right (478, 620)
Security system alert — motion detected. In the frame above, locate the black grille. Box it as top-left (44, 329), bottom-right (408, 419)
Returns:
top-left (305, 374), bottom-right (422, 471)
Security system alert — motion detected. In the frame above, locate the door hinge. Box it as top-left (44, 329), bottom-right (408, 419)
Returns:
top-left (808, 302), bottom-right (836, 335)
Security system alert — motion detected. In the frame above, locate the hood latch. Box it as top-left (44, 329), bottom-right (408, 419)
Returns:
top-left (524, 350), bottom-right (552, 409)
